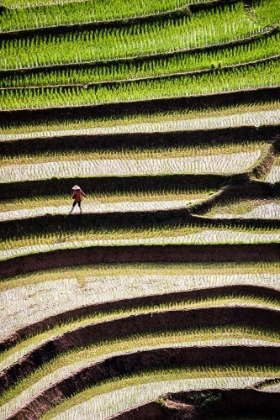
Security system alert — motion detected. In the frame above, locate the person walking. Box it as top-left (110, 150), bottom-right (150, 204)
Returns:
top-left (69, 185), bottom-right (87, 214)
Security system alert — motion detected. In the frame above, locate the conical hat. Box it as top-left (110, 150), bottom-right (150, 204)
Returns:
top-left (72, 185), bottom-right (80, 190)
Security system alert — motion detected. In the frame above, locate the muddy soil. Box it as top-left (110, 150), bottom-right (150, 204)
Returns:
top-left (0, 243), bottom-right (279, 280)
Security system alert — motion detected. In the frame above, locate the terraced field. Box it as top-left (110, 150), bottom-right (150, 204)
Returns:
top-left (0, 0), bottom-right (280, 419)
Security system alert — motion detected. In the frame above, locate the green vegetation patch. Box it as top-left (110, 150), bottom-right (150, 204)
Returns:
top-left (0, 2), bottom-right (269, 70)
top-left (2, 32), bottom-right (279, 89)
top-left (2, 60), bottom-right (279, 110)
top-left (1, 0), bottom-right (190, 31)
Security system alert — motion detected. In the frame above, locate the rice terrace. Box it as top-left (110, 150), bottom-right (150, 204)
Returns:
top-left (0, 0), bottom-right (280, 418)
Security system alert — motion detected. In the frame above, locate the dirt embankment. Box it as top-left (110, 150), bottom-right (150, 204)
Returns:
top-left (5, 346), bottom-right (280, 420)
top-left (0, 244), bottom-right (279, 280)
top-left (110, 389), bottom-right (280, 419)
top-left (252, 144), bottom-right (276, 179)
top-left (1, 306), bottom-right (280, 393)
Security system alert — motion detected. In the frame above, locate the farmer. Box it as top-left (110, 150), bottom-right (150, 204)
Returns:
top-left (69, 185), bottom-right (87, 214)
